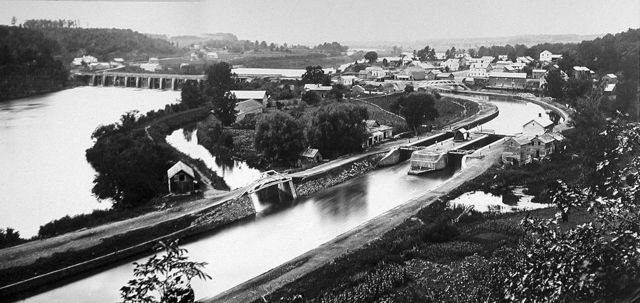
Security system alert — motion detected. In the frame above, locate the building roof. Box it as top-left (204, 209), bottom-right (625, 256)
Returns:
top-left (300, 147), bottom-right (320, 158)
top-left (513, 135), bottom-right (534, 145)
top-left (535, 133), bottom-right (556, 144)
top-left (524, 118), bottom-right (554, 128)
top-left (230, 90), bottom-right (266, 100)
top-left (235, 99), bottom-right (263, 115)
top-left (605, 73), bottom-right (617, 79)
top-left (456, 128), bottom-right (469, 134)
top-left (604, 83), bottom-right (617, 92)
top-left (304, 84), bottom-right (333, 91)
top-left (549, 132), bottom-right (565, 141)
top-left (489, 72), bottom-right (527, 79)
top-left (167, 161), bottom-right (195, 179)
top-left (436, 73), bottom-right (453, 78)
top-left (573, 66), bottom-right (590, 72)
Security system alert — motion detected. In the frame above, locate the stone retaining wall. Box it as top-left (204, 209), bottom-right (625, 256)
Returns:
top-left (295, 155), bottom-right (383, 197)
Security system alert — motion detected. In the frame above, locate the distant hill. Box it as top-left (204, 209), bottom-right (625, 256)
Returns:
top-left (0, 26), bottom-right (68, 100)
top-left (345, 33), bottom-right (604, 51)
top-left (20, 20), bottom-right (184, 63)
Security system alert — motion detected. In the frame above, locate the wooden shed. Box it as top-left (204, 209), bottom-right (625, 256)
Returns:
top-left (167, 161), bottom-right (196, 194)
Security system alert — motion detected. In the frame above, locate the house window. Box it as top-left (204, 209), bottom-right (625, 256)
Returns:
top-left (179, 174), bottom-right (185, 182)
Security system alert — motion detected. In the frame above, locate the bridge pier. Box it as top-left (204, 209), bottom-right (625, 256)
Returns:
top-left (101, 75), bottom-right (106, 86)
top-left (171, 78), bottom-right (176, 90)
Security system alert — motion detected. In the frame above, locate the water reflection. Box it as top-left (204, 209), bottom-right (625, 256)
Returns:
top-left (165, 128), bottom-right (262, 189)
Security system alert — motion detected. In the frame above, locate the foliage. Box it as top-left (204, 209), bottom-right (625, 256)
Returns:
top-left (86, 112), bottom-right (175, 209)
top-left (120, 240), bottom-right (211, 303)
top-left (327, 84), bottom-right (348, 101)
top-left (197, 115), bottom-right (234, 155)
top-left (254, 112), bottom-right (306, 163)
top-left (394, 93), bottom-right (439, 135)
top-left (404, 85), bottom-right (414, 93)
top-left (416, 45), bottom-right (436, 61)
top-left (232, 113), bottom-right (259, 130)
top-left (305, 104), bottom-right (369, 158)
top-left (0, 25), bottom-right (68, 100)
top-left (544, 69), bottom-right (566, 99)
top-left (22, 21), bottom-right (181, 62)
top-left (363, 51), bottom-right (378, 63)
top-left (319, 263), bottom-right (407, 303)
top-left (205, 62), bottom-right (237, 126)
top-left (180, 81), bottom-right (205, 109)
top-left (313, 42), bottom-right (348, 55)
top-left (301, 90), bottom-right (321, 105)
top-left (301, 65), bottom-right (331, 85)
top-left (0, 227), bottom-right (25, 249)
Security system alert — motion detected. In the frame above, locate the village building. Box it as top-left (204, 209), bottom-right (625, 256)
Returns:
top-left (532, 69), bottom-right (547, 79)
top-left (167, 161), bottom-right (197, 194)
top-left (572, 66), bottom-right (592, 80)
top-left (435, 73), bottom-right (455, 81)
top-left (540, 50), bottom-right (563, 62)
top-left (441, 58), bottom-right (460, 71)
top-left (297, 148), bottom-right (322, 168)
top-left (602, 73), bottom-right (618, 85)
top-left (435, 52), bottom-right (447, 60)
top-left (234, 99), bottom-right (264, 121)
top-left (71, 55), bottom-right (98, 66)
top-left (522, 117), bottom-right (554, 136)
top-left (487, 72), bottom-right (527, 89)
top-left (502, 135), bottom-right (534, 165)
top-left (453, 128), bottom-right (470, 142)
top-left (230, 90), bottom-right (268, 105)
top-left (364, 120), bottom-right (393, 147)
top-left (365, 66), bottom-right (387, 78)
top-left (498, 55), bottom-right (509, 61)
top-left (604, 83), bottom-right (617, 101)
top-left (303, 84), bottom-right (333, 97)
top-left (336, 75), bottom-right (358, 86)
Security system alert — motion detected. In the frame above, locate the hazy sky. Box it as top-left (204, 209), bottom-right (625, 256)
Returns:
top-left (1, 0), bottom-right (638, 44)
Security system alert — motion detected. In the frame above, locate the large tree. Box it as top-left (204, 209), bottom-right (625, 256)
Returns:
top-left (301, 65), bottom-right (331, 85)
top-left (205, 62), bottom-right (237, 125)
top-left (254, 112), bottom-right (306, 163)
top-left (364, 51), bottom-right (378, 63)
top-left (395, 93), bottom-right (439, 135)
top-left (543, 69), bottom-right (566, 100)
top-left (305, 104), bottom-right (369, 158)
top-left (180, 80), bottom-right (204, 109)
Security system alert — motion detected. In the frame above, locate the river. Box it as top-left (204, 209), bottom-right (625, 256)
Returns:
top-left (15, 93), bottom-right (551, 302)
top-left (0, 87), bottom-right (179, 237)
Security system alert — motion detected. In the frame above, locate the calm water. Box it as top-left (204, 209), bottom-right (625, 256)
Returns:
top-left (16, 92), bottom-right (551, 302)
top-left (165, 129), bottom-right (262, 189)
top-left (0, 87), bottom-right (179, 237)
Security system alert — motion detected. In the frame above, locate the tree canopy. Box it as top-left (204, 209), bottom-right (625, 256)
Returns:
top-left (301, 65), bottom-right (331, 85)
top-left (254, 112), bottom-right (306, 163)
top-left (364, 51), bottom-right (378, 63)
top-left (394, 93), bottom-right (439, 134)
top-left (305, 104), bottom-right (369, 158)
top-left (205, 62), bottom-right (237, 126)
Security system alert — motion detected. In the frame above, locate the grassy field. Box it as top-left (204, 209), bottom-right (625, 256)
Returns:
top-left (357, 93), bottom-right (480, 130)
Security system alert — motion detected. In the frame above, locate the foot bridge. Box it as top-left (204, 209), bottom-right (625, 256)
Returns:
top-left (244, 170), bottom-right (297, 207)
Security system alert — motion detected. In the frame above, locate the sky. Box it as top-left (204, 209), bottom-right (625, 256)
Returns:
top-left (1, 0), bottom-right (638, 45)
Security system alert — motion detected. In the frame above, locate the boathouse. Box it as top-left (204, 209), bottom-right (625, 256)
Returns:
top-left (167, 161), bottom-right (196, 194)
top-left (298, 148), bottom-right (322, 168)
top-left (453, 128), bottom-right (470, 142)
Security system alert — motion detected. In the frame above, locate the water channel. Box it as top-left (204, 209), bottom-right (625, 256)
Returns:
top-left (12, 92), bottom-right (551, 302)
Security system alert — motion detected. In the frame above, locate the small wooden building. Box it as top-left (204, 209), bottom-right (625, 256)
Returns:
top-left (167, 161), bottom-right (196, 194)
top-left (298, 148), bottom-right (323, 168)
top-left (453, 128), bottom-right (470, 142)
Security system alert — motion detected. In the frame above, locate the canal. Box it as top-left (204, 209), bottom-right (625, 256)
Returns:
top-left (13, 92), bottom-right (551, 302)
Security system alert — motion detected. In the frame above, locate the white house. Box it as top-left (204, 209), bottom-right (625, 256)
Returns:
top-left (540, 50), bottom-right (563, 62)
top-left (337, 75), bottom-right (358, 86)
top-left (230, 90), bottom-right (268, 105)
top-left (441, 58), bottom-right (460, 71)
